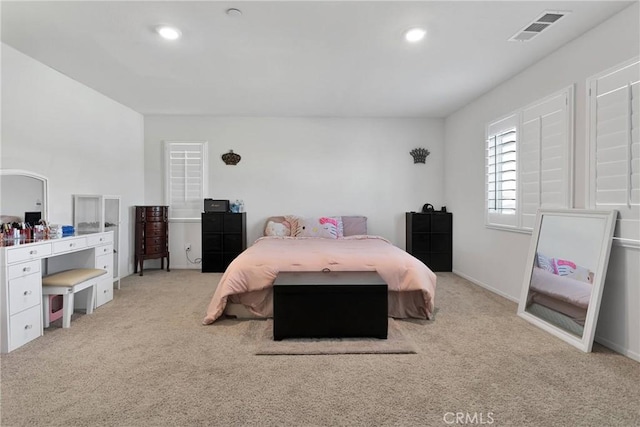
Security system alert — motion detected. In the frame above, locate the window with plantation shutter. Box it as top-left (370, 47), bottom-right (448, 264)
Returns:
top-left (486, 114), bottom-right (518, 228)
top-left (486, 86), bottom-right (573, 232)
top-left (164, 141), bottom-right (208, 220)
top-left (588, 58), bottom-right (640, 244)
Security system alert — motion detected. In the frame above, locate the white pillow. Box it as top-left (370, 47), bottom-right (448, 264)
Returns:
top-left (265, 220), bottom-right (290, 237)
top-left (295, 217), bottom-right (339, 239)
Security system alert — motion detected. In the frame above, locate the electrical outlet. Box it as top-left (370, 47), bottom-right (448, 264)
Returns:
top-left (184, 243), bottom-right (191, 252)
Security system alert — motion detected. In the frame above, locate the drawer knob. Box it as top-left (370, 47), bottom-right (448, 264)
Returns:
top-left (69, 243), bottom-right (74, 247)
top-left (24, 324), bottom-right (33, 330)
top-left (23, 290), bottom-right (32, 296)
top-left (23, 267), bottom-right (31, 272)
top-left (29, 250), bottom-right (37, 255)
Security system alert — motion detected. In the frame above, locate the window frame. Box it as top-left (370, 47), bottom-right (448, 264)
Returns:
top-left (486, 113), bottom-right (519, 230)
top-left (163, 140), bottom-right (209, 221)
top-left (485, 86), bottom-right (574, 233)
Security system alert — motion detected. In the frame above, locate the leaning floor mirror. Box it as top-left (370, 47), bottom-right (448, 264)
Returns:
top-left (517, 209), bottom-right (617, 352)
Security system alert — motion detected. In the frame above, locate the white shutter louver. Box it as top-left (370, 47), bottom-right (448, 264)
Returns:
top-left (590, 59), bottom-right (640, 242)
top-left (164, 141), bottom-right (208, 220)
top-left (520, 88), bottom-right (573, 230)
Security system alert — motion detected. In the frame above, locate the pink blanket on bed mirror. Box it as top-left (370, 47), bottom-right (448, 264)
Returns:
top-left (202, 235), bottom-right (437, 324)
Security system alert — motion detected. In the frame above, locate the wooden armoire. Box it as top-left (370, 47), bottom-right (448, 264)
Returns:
top-left (134, 206), bottom-right (170, 276)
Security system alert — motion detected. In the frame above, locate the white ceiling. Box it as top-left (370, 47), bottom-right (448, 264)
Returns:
top-left (1, 1), bottom-right (634, 118)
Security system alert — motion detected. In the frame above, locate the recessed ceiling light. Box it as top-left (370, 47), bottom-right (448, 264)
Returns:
top-left (156, 25), bottom-right (182, 41)
top-left (404, 28), bottom-right (426, 43)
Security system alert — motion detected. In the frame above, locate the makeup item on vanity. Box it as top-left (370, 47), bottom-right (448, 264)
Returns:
top-left (24, 212), bottom-right (42, 227)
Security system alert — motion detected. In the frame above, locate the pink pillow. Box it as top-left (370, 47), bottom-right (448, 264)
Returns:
top-left (341, 216), bottom-right (367, 236)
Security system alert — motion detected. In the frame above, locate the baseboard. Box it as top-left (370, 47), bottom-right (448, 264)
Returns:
top-left (595, 335), bottom-right (640, 362)
top-left (164, 263), bottom-right (201, 270)
top-left (452, 269), bottom-right (519, 303)
top-left (452, 270), bottom-right (639, 362)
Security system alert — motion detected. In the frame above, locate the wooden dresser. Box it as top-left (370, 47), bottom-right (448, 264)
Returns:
top-left (134, 206), bottom-right (170, 276)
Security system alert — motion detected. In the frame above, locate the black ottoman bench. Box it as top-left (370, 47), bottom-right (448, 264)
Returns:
top-left (273, 271), bottom-right (388, 340)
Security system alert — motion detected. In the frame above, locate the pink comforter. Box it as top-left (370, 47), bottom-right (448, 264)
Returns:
top-left (529, 267), bottom-right (592, 309)
top-left (202, 236), bottom-right (437, 324)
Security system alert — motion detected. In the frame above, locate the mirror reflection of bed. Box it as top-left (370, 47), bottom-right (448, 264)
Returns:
top-left (518, 209), bottom-right (616, 352)
top-left (527, 253), bottom-right (595, 337)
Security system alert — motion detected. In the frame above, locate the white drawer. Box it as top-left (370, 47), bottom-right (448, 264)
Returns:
top-left (9, 273), bottom-right (41, 315)
top-left (95, 251), bottom-right (113, 273)
top-left (9, 305), bottom-right (42, 351)
top-left (87, 233), bottom-right (113, 246)
top-left (96, 277), bottom-right (113, 308)
top-left (6, 243), bottom-right (52, 264)
top-left (95, 244), bottom-right (114, 258)
top-left (8, 259), bottom-right (41, 281)
top-left (52, 237), bottom-right (87, 254)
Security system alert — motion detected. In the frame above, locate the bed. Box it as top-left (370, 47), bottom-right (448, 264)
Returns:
top-left (202, 215), bottom-right (437, 325)
top-left (526, 252), bottom-right (594, 334)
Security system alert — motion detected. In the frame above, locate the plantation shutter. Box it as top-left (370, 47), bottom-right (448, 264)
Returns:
top-left (164, 141), bottom-right (208, 220)
top-left (486, 114), bottom-right (518, 227)
top-left (589, 59), bottom-right (640, 243)
top-left (520, 87), bottom-right (573, 230)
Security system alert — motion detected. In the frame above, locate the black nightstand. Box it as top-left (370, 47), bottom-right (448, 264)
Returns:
top-left (405, 212), bottom-right (452, 272)
top-left (201, 212), bottom-right (247, 272)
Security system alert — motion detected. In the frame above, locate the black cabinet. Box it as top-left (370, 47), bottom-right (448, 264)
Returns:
top-left (201, 212), bottom-right (247, 272)
top-left (405, 212), bottom-right (452, 272)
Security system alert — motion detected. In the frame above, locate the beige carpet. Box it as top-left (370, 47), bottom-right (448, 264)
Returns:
top-left (1, 270), bottom-right (639, 427)
top-left (251, 318), bottom-right (418, 355)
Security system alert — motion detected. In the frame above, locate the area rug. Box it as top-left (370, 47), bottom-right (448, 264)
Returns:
top-left (251, 319), bottom-right (418, 355)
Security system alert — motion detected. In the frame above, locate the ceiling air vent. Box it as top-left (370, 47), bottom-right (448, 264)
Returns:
top-left (509, 10), bottom-right (570, 42)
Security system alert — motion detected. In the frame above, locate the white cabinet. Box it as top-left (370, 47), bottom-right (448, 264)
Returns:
top-left (1, 249), bottom-right (44, 353)
top-left (72, 195), bottom-right (102, 234)
top-left (95, 243), bottom-right (114, 307)
top-left (73, 194), bottom-right (121, 288)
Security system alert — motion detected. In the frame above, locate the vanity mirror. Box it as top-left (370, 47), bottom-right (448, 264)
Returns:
top-left (0, 169), bottom-right (49, 223)
top-left (517, 209), bottom-right (617, 352)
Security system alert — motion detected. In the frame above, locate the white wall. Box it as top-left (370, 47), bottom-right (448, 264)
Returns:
top-left (444, 4), bottom-right (640, 360)
top-left (144, 116), bottom-right (444, 269)
top-left (1, 44), bottom-right (145, 278)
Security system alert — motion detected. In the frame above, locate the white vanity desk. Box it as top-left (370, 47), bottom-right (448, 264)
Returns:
top-left (0, 231), bottom-right (114, 353)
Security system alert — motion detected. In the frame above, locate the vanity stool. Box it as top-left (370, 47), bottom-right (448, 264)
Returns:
top-left (42, 268), bottom-right (107, 328)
